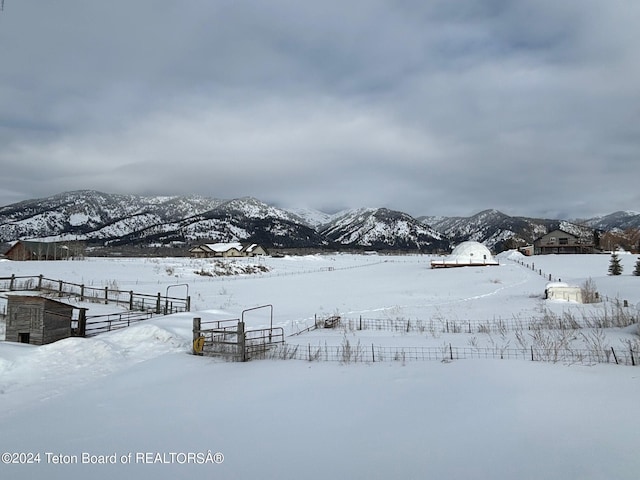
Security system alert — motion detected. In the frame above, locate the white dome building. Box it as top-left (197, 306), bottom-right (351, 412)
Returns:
top-left (431, 241), bottom-right (499, 268)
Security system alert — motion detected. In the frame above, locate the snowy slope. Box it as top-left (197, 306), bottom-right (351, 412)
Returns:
top-left (0, 191), bottom-right (223, 243)
top-left (321, 207), bottom-right (449, 251)
top-left (283, 206), bottom-right (334, 228)
top-left (1, 190), bottom-right (638, 251)
top-left (578, 210), bottom-right (640, 231)
top-left (421, 210), bottom-right (594, 251)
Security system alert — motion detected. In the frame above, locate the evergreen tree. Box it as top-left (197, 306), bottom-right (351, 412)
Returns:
top-left (633, 257), bottom-right (640, 277)
top-left (608, 252), bottom-right (623, 276)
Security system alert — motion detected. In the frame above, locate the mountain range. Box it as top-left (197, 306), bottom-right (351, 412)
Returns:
top-left (1, 190), bottom-right (639, 254)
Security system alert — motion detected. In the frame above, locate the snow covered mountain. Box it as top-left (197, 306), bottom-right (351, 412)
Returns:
top-left (320, 208), bottom-right (449, 251)
top-left (577, 211), bottom-right (640, 232)
top-left (124, 198), bottom-right (328, 249)
top-left (1, 191), bottom-right (637, 253)
top-left (420, 210), bottom-right (594, 251)
top-left (283, 207), bottom-right (335, 229)
top-left (0, 190), bottom-right (223, 242)
top-left (0, 191), bottom-right (327, 250)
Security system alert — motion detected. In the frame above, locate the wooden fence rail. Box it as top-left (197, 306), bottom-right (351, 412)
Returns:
top-left (82, 311), bottom-right (155, 336)
top-left (0, 274), bottom-right (190, 314)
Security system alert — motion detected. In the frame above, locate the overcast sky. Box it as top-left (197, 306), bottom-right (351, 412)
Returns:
top-left (0, 1), bottom-right (639, 219)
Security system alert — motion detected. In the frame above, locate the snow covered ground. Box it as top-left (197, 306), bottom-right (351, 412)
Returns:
top-left (1, 252), bottom-right (639, 479)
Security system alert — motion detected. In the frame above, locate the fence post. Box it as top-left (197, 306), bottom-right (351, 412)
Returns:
top-left (192, 317), bottom-right (202, 356)
top-left (129, 291), bottom-right (134, 310)
top-left (531, 346), bottom-right (534, 361)
top-left (631, 348), bottom-right (636, 367)
top-left (156, 293), bottom-right (161, 314)
top-left (186, 296), bottom-right (191, 312)
top-left (359, 315), bottom-right (362, 331)
top-left (104, 287), bottom-right (109, 305)
top-left (58, 280), bottom-right (63, 297)
top-left (237, 321), bottom-right (246, 362)
top-left (372, 343), bottom-right (375, 363)
top-left (80, 284), bottom-right (85, 301)
top-left (611, 347), bottom-right (618, 365)
top-left (449, 343), bottom-right (453, 361)
top-left (38, 274), bottom-right (43, 290)
top-left (77, 308), bottom-right (87, 337)
top-left (9, 274), bottom-right (15, 290)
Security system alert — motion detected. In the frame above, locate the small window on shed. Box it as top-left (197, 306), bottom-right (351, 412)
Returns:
top-left (559, 237), bottom-right (569, 245)
top-left (549, 237), bottom-right (556, 244)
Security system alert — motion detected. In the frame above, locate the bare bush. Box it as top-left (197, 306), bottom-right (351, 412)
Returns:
top-left (581, 277), bottom-right (600, 304)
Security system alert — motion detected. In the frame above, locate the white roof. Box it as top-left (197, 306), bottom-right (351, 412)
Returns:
top-left (443, 241), bottom-right (498, 264)
top-left (449, 241), bottom-right (494, 260)
top-left (431, 241), bottom-right (499, 267)
top-left (204, 242), bottom-right (243, 253)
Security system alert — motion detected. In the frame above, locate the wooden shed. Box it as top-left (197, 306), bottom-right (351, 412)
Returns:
top-left (4, 295), bottom-right (74, 345)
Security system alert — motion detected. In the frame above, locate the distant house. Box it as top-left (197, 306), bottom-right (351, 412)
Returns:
top-left (4, 295), bottom-right (74, 345)
top-left (534, 229), bottom-right (594, 255)
top-left (243, 244), bottom-right (267, 257)
top-left (3, 241), bottom-right (69, 261)
top-left (518, 245), bottom-right (535, 256)
top-left (189, 242), bottom-right (267, 258)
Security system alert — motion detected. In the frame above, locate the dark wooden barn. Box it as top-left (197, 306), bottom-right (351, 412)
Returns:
top-left (3, 241), bottom-right (69, 261)
top-left (4, 295), bottom-right (75, 345)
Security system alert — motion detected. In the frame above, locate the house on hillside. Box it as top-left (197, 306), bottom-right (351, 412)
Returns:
top-left (534, 229), bottom-right (594, 255)
top-left (3, 240), bottom-right (69, 261)
top-left (189, 242), bottom-right (267, 258)
top-left (4, 295), bottom-right (75, 345)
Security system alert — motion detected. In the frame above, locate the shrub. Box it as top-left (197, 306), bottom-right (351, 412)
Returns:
top-left (581, 277), bottom-right (599, 303)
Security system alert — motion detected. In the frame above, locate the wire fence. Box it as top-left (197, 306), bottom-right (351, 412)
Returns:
top-left (333, 308), bottom-right (638, 334)
top-left (266, 342), bottom-right (638, 366)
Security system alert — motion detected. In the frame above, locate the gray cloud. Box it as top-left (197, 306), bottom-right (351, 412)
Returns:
top-left (1, 0), bottom-right (639, 219)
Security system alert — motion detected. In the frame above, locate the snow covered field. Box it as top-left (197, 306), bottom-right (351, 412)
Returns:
top-left (1, 253), bottom-right (639, 479)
